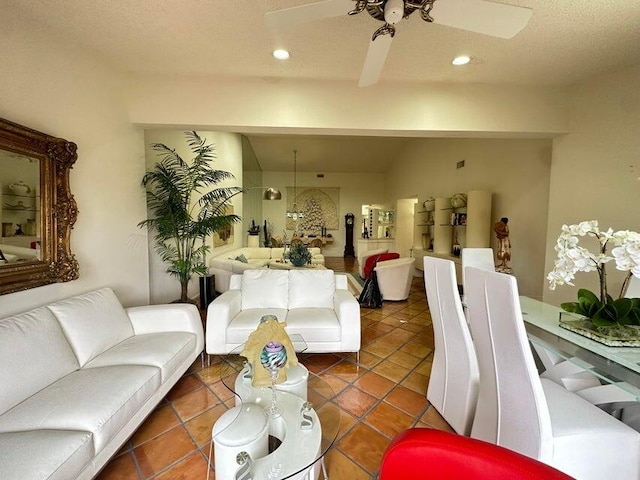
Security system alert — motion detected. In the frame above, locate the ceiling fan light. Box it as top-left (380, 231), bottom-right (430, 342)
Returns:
top-left (452, 55), bottom-right (471, 66)
top-left (272, 49), bottom-right (290, 60)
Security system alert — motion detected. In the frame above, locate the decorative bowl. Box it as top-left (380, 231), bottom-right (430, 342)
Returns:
top-left (423, 196), bottom-right (435, 211)
top-left (451, 193), bottom-right (468, 208)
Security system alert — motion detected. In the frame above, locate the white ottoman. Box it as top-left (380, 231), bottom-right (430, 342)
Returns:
top-left (213, 404), bottom-right (269, 479)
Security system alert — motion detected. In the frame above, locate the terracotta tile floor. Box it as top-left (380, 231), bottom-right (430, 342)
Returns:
top-left (96, 257), bottom-right (453, 479)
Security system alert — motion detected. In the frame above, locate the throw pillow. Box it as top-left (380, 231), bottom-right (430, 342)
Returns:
top-left (235, 254), bottom-right (248, 263)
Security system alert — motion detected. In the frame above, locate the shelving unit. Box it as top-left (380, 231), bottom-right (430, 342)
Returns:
top-left (413, 190), bottom-right (492, 279)
top-left (364, 207), bottom-right (395, 240)
top-left (2, 189), bottom-right (40, 238)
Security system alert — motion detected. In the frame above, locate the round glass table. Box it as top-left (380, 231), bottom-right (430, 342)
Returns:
top-left (208, 341), bottom-right (340, 480)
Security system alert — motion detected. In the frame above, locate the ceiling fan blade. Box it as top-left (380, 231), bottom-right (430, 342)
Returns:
top-left (431, 0), bottom-right (533, 39)
top-left (358, 34), bottom-right (393, 87)
top-left (265, 0), bottom-right (352, 30)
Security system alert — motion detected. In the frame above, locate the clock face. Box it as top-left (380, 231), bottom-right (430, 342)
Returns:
top-left (346, 214), bottom-right (354, 225)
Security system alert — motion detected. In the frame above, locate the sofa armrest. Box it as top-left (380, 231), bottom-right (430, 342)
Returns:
top-left (206, 290), bottom-right (242, 353)
top-left (126, 304), bottom-right (204, 353)
top-left (334, 290), bottom-right (361, 351)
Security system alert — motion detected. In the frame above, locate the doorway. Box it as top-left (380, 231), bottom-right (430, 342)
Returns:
top-left (395, 197), bottom-right (418, 258)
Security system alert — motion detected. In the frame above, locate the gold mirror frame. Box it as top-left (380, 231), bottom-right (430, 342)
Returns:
top-left (0, 118), bottom-right (78, 295)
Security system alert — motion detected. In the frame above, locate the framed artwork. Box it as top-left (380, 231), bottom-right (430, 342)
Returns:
top-left (286, 187), bottom-right (339, 232)
top-left (212, 205), bottom-right (235, 247)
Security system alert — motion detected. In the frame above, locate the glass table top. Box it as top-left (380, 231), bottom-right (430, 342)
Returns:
top-left (521, 296), bottom-right (640, 400)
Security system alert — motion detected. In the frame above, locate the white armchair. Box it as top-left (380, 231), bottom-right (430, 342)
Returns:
top-left (374, 257), bottom-right (416, 301)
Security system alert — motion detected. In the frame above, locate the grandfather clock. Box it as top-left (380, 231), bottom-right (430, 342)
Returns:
top-left (344, 213), bottom-right (355, 258)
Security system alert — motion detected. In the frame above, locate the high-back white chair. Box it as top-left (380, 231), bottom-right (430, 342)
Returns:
top-left (465, 266), bottom-right (640, 480)
top-left (461, 247), bottom-right (494, 294)
top-left (423, 256), bottom-right (479, 436)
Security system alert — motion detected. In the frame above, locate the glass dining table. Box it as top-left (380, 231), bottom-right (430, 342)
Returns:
top-left (520, 296), bottom-right (640, 400)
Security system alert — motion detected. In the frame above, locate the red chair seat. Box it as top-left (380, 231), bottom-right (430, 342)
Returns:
top-left (379, 429), bottom-right (574, 480)
top-left (363, 252), bottom-right (399, 279)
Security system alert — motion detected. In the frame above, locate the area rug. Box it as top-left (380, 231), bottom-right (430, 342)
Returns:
top-left (347, 272), bottom-right (364, 297)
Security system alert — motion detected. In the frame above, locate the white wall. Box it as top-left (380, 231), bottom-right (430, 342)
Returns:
top-left (543, 65), bottom-right (640, 305)
top-left (262, 171), bottom-right (386, 257)
top-left (127, 75), bottom-right (569, 137)
top-left (144, 131), bottom-right (243, 304)
top-left (386, 138), bottom-right (553, 298)
top-left (0, 10), bottom-right (147, 315)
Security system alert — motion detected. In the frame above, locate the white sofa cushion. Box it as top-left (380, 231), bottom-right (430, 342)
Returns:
top-left (226, 308), bottom-right (289, 344)
top-left (0, 365), bottom-right (160, 453)
top-left (0, 430), bottom-right (94, 480)
top-left (285, 308), bottom-right (341, 342)
top-left (0, 307), bottom-right (79, 413)
top-left (47, 288), bottom-right (134, 366)
top-left (288, 270), bottom-right (336, 309)
top-left (242, 270), bottom-right (289, 309)
top-left (83, 332), bottom-right (197, 382)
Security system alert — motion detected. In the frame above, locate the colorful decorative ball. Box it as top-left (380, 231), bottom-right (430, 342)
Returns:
top-left (260, 341), bottom-right (287, 372)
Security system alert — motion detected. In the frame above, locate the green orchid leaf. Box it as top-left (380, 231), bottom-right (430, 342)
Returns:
top-left (561, 302), bottom-right (581, 314)
top-left (577, 289), bottom-right (599, 304)
top-left (627, 309), bottom-right (640, 326)
top-left (612, 297), bottom-right (633, 319)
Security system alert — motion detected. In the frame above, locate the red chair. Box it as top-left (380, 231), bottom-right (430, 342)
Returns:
top-left (379, 429), bottom-right (574, 480)
top-left (363, 252), bottom-right (399, 280)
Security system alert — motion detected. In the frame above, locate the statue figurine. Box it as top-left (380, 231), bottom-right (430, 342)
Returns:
top-left (494, 217), bottom-right (511, 272)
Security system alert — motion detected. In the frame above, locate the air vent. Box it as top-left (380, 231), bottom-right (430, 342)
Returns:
top-left (317, 173), bottom-right (325, 178)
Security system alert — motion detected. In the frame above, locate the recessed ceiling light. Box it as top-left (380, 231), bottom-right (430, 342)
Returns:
top-left (272, 49), bottom-right (290, 60)
top-left (452, 55), bottom-right (471, 66)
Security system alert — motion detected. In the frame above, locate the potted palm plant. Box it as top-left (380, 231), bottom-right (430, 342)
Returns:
top-left (139, 131), bottom-right (242, 302)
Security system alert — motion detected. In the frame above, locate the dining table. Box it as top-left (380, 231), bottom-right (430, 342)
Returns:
top-left (520, 296), bottom-right (640, 400)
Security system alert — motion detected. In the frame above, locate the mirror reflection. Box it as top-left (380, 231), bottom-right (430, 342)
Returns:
top-left (0, 151), bottom-right (41, 265)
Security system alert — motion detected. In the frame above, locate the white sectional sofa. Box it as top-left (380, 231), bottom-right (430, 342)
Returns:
top-left (0, 288), bottom-right (204, 480)
top-left (206, 269), bottom-right (360, 356)
top-left (209, 247), bottom-right (325, 293)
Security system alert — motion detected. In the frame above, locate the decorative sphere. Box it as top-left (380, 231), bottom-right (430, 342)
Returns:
top-left (260, 341), bottom-right (287, 371)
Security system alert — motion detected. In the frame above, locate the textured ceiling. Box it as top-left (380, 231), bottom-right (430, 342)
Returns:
top-left (6, 0), bottom-right (640, 172)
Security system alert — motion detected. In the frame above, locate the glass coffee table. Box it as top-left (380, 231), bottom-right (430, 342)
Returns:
top-left (208, 337), bottom-right (340, 479)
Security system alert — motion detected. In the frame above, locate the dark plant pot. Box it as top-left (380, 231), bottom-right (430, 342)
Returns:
top-left (290, 257), bottom-right (307, 267)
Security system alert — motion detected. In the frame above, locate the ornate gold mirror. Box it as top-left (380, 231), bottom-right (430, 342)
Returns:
top-left (0, 118), bottom-right (78, 295)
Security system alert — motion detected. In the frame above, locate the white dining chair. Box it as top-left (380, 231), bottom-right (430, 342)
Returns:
top-left (423, 256), bottom-right (479, 436)
top-left (460, 247), bottom-right (494, 301)
top-left (465, 266), bottom-right (640, 480)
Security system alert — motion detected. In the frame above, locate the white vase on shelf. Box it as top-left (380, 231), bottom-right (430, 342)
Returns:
top-left (8, 181), bottom-right (32, 195)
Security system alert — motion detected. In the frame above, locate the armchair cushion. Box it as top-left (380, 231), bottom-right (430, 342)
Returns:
top-left (241, 269), bottom-right (289, 309)
top-left (288, 270), bottom-right (335, 309)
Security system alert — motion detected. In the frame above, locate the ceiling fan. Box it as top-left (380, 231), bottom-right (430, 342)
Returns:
top-left (265, 0), bottom-right (533, 87)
